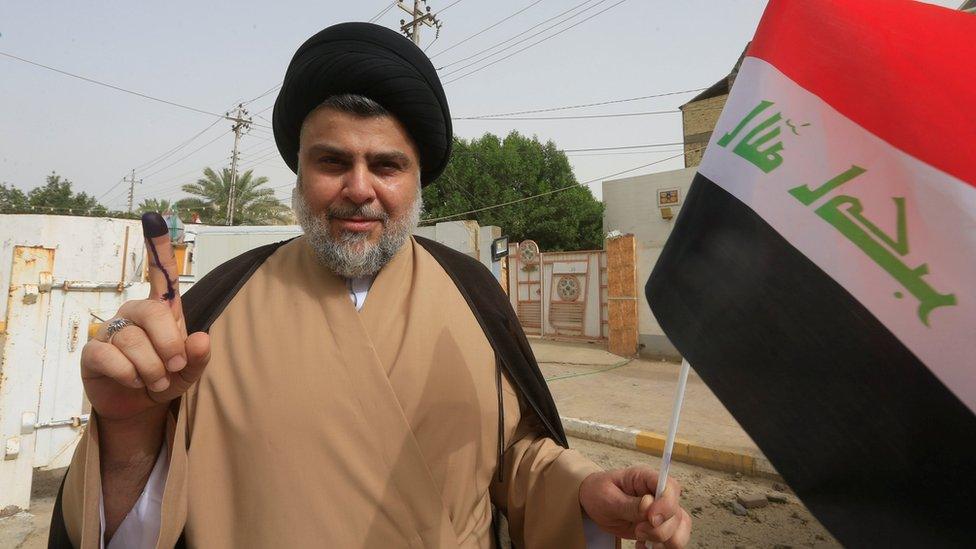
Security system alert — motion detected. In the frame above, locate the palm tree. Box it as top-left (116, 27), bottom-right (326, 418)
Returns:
top-left (176, 167), bottom-right (291, 225)
top-left (136, 198), bottom-right (174, 215)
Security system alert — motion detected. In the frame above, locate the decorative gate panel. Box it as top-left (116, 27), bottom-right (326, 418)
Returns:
top-left (509, 242), bottom-right (606, 341)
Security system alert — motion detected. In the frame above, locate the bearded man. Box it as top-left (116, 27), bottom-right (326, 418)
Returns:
top-left (49, 22), bottom-right (691, 549)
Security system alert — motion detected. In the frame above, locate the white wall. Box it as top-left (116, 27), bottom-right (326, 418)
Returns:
top-left (602, 167), bottom-right (697, 359)
top-left (191, 225), bottom-right (304, 279)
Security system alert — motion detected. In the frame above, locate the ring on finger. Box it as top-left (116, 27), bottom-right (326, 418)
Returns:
top-left (105, 317), bottom-right (135, 343)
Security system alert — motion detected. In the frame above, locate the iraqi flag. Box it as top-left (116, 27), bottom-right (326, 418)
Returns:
top-left (646, 0), bottom-right (975, 546)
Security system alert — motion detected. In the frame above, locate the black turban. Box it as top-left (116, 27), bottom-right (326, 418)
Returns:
top-left (272, 22), bottom-right (452, 186)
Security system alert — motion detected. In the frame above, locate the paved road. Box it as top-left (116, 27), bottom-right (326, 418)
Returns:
top-left (531, 338), bottom-right (763, 458)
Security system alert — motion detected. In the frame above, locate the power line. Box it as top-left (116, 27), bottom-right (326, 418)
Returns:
top-left (129, 158), bottom-right (228, 201)
top-left (455, 108), bottom-right (683, 120)
top-left (264, 139), bottom-right (702, 193)
top-left (95, 178), bottom-right (128, 203)
top-left (443, 0), bottom-right (631, 85)
top-left (565, 148), bottom-right (687, 157)
top-left (0, 50), bottom-right (230, 119)
top-left (131, 118), bottom-right (225, 174)
top-left (237, 150), bottom-right (282, 171)
top-left (435, 0), bottom-right (592, 70)
top-left (459, 88), bottom-right (707, 119)
top-left (423, 34), bottom-right (441, 52)
top-left (139, 130), bottom-right (232, 182)
top-left (243, 83), bottom-right (282, 105)
top-left (240, 144), bottom-right (278, 158)
top-left (429, 0), bottom-right (544, 59)
top-left (561, 141), bottom-right (686, 152)
top-left (420, 146), bottom-right (703, 224)
top-left (438, 0), bottom-right (465, 14)
top-left (369, 1), bottom-right (397, 22)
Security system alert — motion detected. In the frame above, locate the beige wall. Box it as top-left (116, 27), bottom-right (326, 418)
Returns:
top-left (681, 94), bottom-right (728, 168)
top-left (601, 167), bottom-right (697, 360)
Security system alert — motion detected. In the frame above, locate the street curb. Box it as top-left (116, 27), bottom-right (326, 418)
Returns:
top-left (562, 417), bottom-right (783, 481)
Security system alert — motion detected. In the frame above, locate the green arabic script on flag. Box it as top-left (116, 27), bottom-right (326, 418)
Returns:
top-left (718, 100), bottom-right (958, 326)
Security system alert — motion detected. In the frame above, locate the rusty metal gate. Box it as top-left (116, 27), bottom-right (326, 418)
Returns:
top-left (508, 240), bottom-right (608, 341)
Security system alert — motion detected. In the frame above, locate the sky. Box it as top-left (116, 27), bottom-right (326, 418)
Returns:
top-left (0, 0), bottom-right (964, 211)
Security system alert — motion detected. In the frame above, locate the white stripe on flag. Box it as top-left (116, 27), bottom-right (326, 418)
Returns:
top-left (699, 57), bottom-right (976, 413)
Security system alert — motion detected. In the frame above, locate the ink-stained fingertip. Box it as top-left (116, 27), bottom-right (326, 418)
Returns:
top-left (141, 212), bottom-right (169, 238)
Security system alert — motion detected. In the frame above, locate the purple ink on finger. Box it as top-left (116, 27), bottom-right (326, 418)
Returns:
top-left (141, 212), bottom-right (177, 301)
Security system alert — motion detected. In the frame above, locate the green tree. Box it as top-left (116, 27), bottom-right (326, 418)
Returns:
top-left (176, 167), bottom-right (291, 225)
top-left (422, 132), bottom-right (604, 251)
top-left (0, 183), bottom-right (29, 213)
top-left (26, 172), bottom-right (107, 215)
top-left (136, 198), bottom-right (175, 215)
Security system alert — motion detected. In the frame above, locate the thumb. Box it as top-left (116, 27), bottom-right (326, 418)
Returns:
top-left (142, 212), bottom-right (184, 325)
top-left (180, 331), bottom-right (211, 385)
top-left (161, 331), bottom-right (211, 399)
top-left (609, 487), bottom-right (653, 524)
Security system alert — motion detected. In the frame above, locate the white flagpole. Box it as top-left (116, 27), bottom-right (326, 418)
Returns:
top-left (654, 358), bottom-right (692, 503)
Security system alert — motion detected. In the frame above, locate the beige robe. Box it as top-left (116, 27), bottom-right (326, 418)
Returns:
top-left (63, 237), bottom-right (603, 548)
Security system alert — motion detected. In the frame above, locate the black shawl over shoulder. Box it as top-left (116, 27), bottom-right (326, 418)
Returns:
top-left (49, 236), bottom-right (565, 548)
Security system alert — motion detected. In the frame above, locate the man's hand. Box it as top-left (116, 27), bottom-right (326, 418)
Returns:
top-left (83, 213), bottom-right (210, 424)
top-left (579, 466), bottom-right (692, 548)
top-left (80, 212), bottom-right (211, 538)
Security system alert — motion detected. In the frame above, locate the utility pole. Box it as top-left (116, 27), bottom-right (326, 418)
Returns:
top-left (125, 169), bottom-right (142, 214)
top-left (225, 103), bottom-right (251, 225)
top-left (398, 0), bottom-right (442, 45)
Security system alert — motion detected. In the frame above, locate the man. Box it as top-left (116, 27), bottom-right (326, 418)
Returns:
top-left (50, 23), bottom-right (691, 548)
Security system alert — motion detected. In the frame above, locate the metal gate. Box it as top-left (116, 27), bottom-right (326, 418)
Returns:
top-left (508, 241), bottom-right (608, 341)
top-left (0, 239), bottom-right (166, 511)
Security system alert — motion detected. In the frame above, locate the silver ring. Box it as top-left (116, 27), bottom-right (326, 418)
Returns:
top-left (105, 317), bottom-right (134, 342)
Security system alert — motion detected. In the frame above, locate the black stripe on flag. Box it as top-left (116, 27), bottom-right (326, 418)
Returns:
top-left (646, 174), bottom-right (976, 547)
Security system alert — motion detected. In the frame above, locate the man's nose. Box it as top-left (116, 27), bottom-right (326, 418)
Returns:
top-left (341, 162), bottom-right (377, 204)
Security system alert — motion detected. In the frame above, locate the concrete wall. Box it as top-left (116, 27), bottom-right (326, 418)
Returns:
top-left (413, 221), bottom-right (504, 282)
top-left (602, 167), bottom-right (697, 360)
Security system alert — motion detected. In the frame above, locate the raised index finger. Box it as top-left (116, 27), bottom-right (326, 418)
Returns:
top-left (142, 212), bottom-right (184, 327)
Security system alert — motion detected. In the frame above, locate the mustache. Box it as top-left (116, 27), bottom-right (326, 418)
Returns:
top-left (324, 203), bottom-right (389, 223)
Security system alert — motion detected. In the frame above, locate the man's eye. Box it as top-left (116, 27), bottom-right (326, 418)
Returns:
top-left (319, 157), bottom-right (342, 165)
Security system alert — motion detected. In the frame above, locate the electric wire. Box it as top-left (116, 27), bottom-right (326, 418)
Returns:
top-left (419, 146), bottom-right (703, 224)
top-left (458, 89), bottom-right (707, 119)
top-left (129, 118), bottom-right (225, 176)
top-left (0, 50), bottom-right (231, 120)
top-left (368, 1), bottom-right (396, 23)
top-left (435, 0), bottom-right (593, 71)
top-left (456, 109), bottom-right (680, 120)
top-left (442, 0), bottom-right (631, 84)
top-left (438, 0), bottom-right (466, 14)
top-left (429, 0), bottom-right (544, 59)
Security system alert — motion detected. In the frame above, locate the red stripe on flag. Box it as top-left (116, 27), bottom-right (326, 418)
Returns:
top-left (747, 0), bottom-right (976, 188)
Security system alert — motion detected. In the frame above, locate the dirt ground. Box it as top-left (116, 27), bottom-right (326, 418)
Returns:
top-left (0, 468), bottom-right (59, 549)
top-left (570, 437), bottom-right (840, 548)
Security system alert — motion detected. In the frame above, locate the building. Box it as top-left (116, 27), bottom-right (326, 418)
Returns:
top-left (679, 46), bottom-right (747, 168)
top-left (601, 167), bottom-right (697, 360)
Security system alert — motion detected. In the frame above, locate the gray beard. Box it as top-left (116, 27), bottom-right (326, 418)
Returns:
top-left (292, 184), bottom-right (422, 278)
